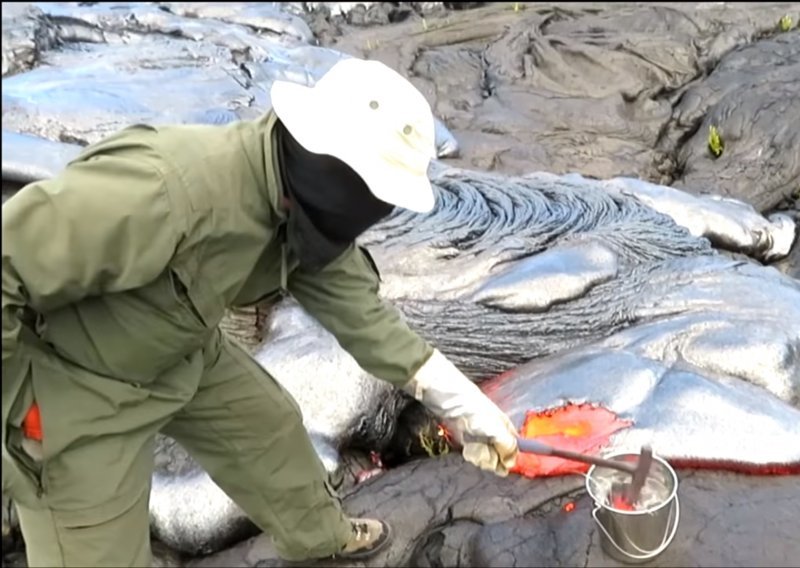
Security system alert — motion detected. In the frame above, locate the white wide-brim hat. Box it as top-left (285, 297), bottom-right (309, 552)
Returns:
top-left (270, 57), bottom-right (437, 214)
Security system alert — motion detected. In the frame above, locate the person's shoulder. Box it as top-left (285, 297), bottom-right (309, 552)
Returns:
top-left (72, 116), bottom-right (276, 215)
top-left (152, 118), bottom-right (274, 214)
top-left (69, 123), bottom-right (176, 177)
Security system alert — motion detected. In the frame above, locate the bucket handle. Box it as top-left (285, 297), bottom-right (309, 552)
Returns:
top-left (591, 497), bottom-right (680, 561)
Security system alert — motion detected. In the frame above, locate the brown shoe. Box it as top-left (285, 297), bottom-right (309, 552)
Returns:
top-left (334, 518), bottom-right (392, 560)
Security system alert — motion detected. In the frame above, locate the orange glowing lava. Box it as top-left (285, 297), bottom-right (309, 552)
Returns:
top-left (563, 502), bottom-right (576, 513)
top-left (437, 423), bottom-right (453, 445)
top-left (511, 403), bottom-right (632, 478)
top-left (610, 494), bottom-right (636, 511)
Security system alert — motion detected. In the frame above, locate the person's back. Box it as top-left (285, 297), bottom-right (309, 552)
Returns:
top-left (32, 113), bottom-right (292, 383)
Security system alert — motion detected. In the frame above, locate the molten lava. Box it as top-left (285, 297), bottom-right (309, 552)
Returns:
top-left (511, 403), bottom-right (632, 478)
top-left (437, 423), bottom-right (452, 445)
top-left (610, 493), bottom-right (636, 511)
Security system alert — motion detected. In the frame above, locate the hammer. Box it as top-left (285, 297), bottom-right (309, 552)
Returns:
top-left (517, 437), bottom-right (654, 505)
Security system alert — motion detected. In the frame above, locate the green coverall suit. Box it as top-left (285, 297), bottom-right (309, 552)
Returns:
top-left (1, 110), bottom-right (434, 566)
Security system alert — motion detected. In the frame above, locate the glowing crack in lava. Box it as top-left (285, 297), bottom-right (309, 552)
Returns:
top-left (511, 403), bottom-right (633, 478)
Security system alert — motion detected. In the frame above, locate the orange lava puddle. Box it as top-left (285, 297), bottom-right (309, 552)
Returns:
top-left (511, 403), bottom-right (632, 478)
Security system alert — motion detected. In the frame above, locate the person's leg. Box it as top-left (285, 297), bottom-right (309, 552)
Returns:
top-left (162, 331), bottom-right (390, 562)
top-left (3, 349), bottom-right (203, 568)
top-left (14, 483), bottom-right (151, 568)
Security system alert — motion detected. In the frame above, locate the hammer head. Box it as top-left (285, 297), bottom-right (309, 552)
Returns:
top-left (626, 445), bottom-right (654, 506)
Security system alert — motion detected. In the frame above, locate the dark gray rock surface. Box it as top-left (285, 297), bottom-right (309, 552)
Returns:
top-left (188, 455), bottom-right (800, 568)
top-left (326, 2), bottom-right (800, 214)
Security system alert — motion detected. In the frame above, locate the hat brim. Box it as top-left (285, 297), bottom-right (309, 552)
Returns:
top-left (270, 79), bottom-right (437, 214)
top-left (346, 152), bottom-right (436, 214)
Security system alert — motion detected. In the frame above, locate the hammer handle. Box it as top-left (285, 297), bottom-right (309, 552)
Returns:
top-left (517, 437), bottom-right (637, 475)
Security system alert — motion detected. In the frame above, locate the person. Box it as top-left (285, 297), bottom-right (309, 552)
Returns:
top-left (1, 56), bottom-right (519, 567)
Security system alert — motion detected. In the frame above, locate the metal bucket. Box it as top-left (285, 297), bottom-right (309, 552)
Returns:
top-left (585, 451), bottom-right (680, 565)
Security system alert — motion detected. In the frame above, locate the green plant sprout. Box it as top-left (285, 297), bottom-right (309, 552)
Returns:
top-left (708, 125), bottom-right (724, 158)
top-left (418, 425), bottom-right (451, 457)
top-left (779, 15), bottom-right (793, 31)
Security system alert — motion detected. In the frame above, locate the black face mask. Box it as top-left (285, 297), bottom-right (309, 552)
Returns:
top-left (275, 120), bottom-right (394, 272)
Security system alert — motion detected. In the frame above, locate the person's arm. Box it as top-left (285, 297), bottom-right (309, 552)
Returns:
top-left (2, 147), bottom-right (181, 372)
top-left (288, 243), bottom-right (433, 386)
top-left (288, 244), bottom-right (518, 475)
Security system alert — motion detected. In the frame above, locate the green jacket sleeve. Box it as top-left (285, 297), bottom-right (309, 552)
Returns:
top-left (288, 244), bottom-right (434, 387)
top-left (2, 149), bottom-right (180, 370)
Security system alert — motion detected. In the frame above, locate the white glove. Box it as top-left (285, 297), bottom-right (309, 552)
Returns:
top-left (403, 349), bottom-right (519, 476)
